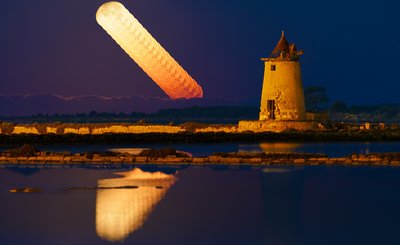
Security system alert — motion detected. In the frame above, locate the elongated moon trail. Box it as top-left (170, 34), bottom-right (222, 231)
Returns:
top-left (96, 1), bottom-right (203, 99)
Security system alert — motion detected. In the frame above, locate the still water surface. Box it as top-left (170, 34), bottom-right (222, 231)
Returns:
top-left (1, 165), bottom-right (400, 245)
top-left (37, 141), bottom-right (400, 157)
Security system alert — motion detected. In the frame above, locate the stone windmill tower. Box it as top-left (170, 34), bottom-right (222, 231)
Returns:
top-left (259, 32), bottom-right (306, 121)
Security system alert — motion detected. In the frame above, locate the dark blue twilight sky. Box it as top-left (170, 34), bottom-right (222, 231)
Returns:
top-left (0, 0), bottom-right (399, 114)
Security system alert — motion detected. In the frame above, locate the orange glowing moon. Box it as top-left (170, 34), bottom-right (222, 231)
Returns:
top-left (96, 1), bottom-right (203, 99)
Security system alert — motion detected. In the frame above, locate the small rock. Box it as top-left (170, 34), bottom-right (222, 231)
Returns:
top-left (9, 187), bottom-right (42, 193)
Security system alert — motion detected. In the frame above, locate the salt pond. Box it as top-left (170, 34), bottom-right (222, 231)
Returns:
top-left (1, 164), bottom-right (400, 244)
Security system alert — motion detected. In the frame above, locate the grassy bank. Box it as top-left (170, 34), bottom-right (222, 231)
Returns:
top-left (1, 130), bottom-right (400, 144)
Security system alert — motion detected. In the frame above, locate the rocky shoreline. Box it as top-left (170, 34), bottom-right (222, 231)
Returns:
top-left (1, 145), bottom-right (400, 168)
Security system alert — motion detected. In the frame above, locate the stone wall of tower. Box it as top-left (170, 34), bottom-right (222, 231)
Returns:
top-left (259, 60), bottom-right (306, 121)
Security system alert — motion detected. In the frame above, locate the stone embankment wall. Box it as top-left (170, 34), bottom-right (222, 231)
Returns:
top-left (1, 153), bottom-right (400, 167)
top-left (238, 120), bottom-right (324, 133)
top-left (12, 126), bottom-right (40, 134)
top-left (3, 124), bottom-right (186, 135)
top-left (2, 121), bottom-right (324, 135)
top-left (194, 126), bottom-right (238, 133)
top-left (0, 121), bottom-right (389, 135)
top-left (91, 125), bottom-right (185, 134)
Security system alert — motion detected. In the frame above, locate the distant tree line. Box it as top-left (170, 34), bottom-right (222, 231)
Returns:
top-left (0, 106), bottom-right (259, 124)
top-left (1, 87), bottom-right (400, 123)
top-left (304, 86), bottom-right (400, 121)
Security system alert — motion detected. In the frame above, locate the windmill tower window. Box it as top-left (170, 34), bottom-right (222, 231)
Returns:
top-left (271, 65), bottom-right (276, 71)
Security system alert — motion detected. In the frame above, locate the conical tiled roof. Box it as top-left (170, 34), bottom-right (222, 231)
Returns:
top-left (271, 31), bottom-right (289, 56)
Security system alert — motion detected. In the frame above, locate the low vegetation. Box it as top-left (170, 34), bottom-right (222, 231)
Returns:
top-left (1, 128), bottom-right (400, 145)
top-left (212, 152), bottom-right (327, 159)
top-left (3, 144), bottom-right (40, 157)
top-left (139, 148), bottom-right (190, 158)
